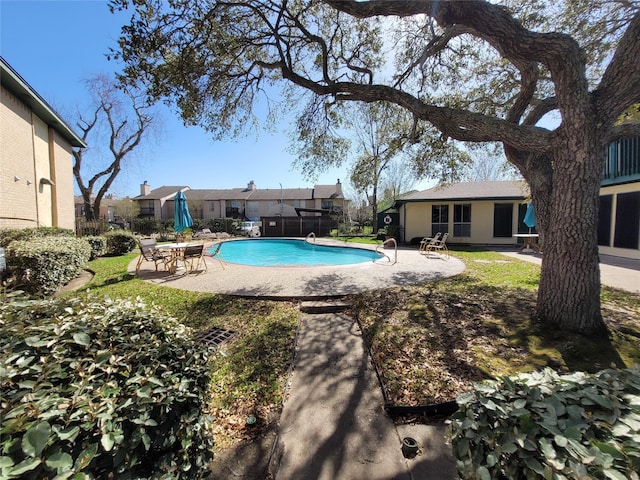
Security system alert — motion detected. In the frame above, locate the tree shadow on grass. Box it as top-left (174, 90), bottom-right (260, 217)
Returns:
top-left (354, 281), bottom-right (632, 406)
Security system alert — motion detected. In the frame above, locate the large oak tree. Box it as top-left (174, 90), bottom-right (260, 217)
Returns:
top-left (111, 0), bottom-right (640, 334)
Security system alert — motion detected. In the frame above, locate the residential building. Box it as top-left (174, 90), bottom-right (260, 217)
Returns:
top-left (394, 138), bottom-right (640, 260)
top-left (1, 57), bottom-right (85, 230)
top-left (394, 180), bottom-right (531, 247)
top-left (133, 180), bottom-right (346, 222)
top-left (74, 194), bottom-right (120, 221)
top-left (598, 136), bottom-right (640, 259)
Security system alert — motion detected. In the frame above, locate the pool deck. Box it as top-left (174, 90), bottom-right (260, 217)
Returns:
top-left (131, 238), bottom-right (466, 298)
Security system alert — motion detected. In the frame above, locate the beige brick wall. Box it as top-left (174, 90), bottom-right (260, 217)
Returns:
top-left (0, 85), bottom-right (38, 228)
top-left (33, 114), bottom-right (53, 227)
top-left (1, 85), bottom-right (76, 230)
top-left (51, 129), bottom-right (75, 230)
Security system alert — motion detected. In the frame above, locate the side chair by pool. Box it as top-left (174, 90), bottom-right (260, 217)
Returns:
top-left (180, 243), bottom-right (208, 273)
top-left (136, 238), bottom-right (171, 274)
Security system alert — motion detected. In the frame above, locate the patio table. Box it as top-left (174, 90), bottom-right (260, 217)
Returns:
top-left (156, 242), bottom-right (196, 273)
top-left (513, 233), bottom-right (541, 253)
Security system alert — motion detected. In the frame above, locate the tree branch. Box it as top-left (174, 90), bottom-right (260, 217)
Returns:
top-left (593, 11), bottom-right (640, 124)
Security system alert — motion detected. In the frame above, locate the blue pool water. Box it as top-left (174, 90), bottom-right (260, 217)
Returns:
top-left (211, 239), bottom-right (382, 267)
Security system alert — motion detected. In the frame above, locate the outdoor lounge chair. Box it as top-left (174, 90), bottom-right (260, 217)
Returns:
top-left (193, 228), bottom-right (217, 239)
top-left (136, 238), bottom-right (171, 274)
top-left (180, 243), bottom-right (208, 273)
top-left (424, 232), bottom-right (449, 258)
top-left (419, 232), bottom-right (441, 255)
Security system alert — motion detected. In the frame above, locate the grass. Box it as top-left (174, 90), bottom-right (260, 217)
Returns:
top-left (67, 253), bottom-right (300, 449)
top-left (353, 247), bottom-right (640, 407)
top-left (65, 246), bottom-right (640, 444)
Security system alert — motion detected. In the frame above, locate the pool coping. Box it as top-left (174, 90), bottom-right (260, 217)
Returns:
top-left (131, 238), bottom-right (467, 298)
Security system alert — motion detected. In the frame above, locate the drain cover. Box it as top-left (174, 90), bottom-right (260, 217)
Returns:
top-left (195, 327), bottom-right (237, 349)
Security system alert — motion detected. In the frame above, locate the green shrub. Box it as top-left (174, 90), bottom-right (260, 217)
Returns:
top-left (84, 235), bottom-right (107, 260)
top-left (0, 227), bottom-right (75, 248)
top-left (0, 296), bottom-right (215, 479)
top-left (450, 367), bottom-right (640, 480)
top-left (104, 231), bottom-right (137, 255)
top-left (6, 237), bottom-right (91, 296)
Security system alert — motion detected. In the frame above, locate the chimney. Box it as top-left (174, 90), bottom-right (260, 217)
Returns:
top-left (336, 179), bottom-right (342, 196)
top-left (140, 181), bottom-right (151, 196)
top-left (247, 180), bottom-right (257, 191)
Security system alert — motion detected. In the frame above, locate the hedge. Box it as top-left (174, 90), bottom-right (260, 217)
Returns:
top-left (0, 295), bottom-right (215, 479)
top-left (450, 367), bottom-right (640, 480)
top-left (6, 236), bottom-right (91, 296)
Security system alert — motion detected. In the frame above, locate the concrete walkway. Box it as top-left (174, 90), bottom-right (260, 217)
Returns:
top-left (274, 304), bottom-right (456, 480)
top-left (497, 250), bottom-right (640, 293)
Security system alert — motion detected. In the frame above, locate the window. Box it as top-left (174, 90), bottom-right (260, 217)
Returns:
top-left (293, 199), bottom-right (306, 208)
top-left (453, 204), bottom-right (471, 237)
top-left (614, 192), bottom-right (640, 249)
top-left (322, 200), bottom-right (333, 210)
top-left (431, 205), bottom-right (448, 235)
top-left (493, 203), bottom-right (513, 237)
top-left (209, 201), bottom-right (215, 212)
top-left (598, 195), bottom-right (612, 246)
top-left (247, 201), bottom-right (259, 213)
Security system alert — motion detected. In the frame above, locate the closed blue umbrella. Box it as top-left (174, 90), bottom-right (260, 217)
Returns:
top-left (174, 191), bottom-right (193, 233)
top-left (524, 202), bottom-right (536, 229)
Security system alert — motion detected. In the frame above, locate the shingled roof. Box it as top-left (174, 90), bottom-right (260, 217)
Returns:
top-left (397, 180), bottom-right (529, 203)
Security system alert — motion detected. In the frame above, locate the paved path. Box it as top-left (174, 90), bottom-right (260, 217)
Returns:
top-left (274, 305), bottom-right (456, 480)
top-left (497, 250), bottom-right (640, 293)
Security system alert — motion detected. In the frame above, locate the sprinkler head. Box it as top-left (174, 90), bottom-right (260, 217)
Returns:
top-left (401, 437), bottom-right (419, 458)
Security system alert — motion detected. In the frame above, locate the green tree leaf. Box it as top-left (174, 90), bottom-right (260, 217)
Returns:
top-left (45, 450), bottom-right (74, 470)
top-left (22, 421), bottom-right (51, 457)
top-left (101, 433), bottom-right (115, 452)
top-left (73, 332), bottom-right (91, 346)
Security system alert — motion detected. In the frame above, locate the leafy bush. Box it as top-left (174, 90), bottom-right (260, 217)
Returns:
top-left (450, 367), bottom-right (640, 480)
top-left (5, 237), bottom-right (91, 295)
top-left (104, 231), bottom-right (137, 255)
top-left (0, 227), bottom-right (75, 248)
top-left (83, 235), bottom-right (107, 260)
top-left (0, 296), bottom-right (215, 479)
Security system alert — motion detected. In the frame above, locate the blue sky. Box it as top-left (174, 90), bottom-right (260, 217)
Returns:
top-left (0, 0), bottom-right (356, 198)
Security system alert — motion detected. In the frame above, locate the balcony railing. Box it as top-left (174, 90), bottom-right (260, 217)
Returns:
top-left (602, 136), bottom-right (640, 185)
top-left (139, 207), bottom-right (155, 216)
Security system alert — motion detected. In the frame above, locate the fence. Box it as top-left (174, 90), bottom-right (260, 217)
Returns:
top-left (261, 216), bottom-right (337, 237)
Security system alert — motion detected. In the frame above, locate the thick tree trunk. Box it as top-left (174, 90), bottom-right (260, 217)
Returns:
top-left (536, 128), bottom-right (607, 335)
top-left (81, 191), bottom-right (95, 221)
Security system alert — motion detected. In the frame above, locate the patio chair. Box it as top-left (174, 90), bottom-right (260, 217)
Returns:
top-left (194, 228), bottom-right (216, 239)
top-left (419, 232), bottom-right (441, 255)
top-left (425, 232), bottom-right (449, 258)
top-left (136, 238), bottom-right (171, 274)
top-left (180, 243), bottom-right (208, 273)
top-left (208, 242), bottom-right (226, 270)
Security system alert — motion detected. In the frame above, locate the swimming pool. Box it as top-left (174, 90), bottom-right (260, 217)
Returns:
top-left (210, 239), bottom-right (383, 267)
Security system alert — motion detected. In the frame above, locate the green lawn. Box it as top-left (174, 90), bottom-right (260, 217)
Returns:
top-left (68, 246), bottom-right (640, 444)
top-left (354, 247), bottom-right (640, 406)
